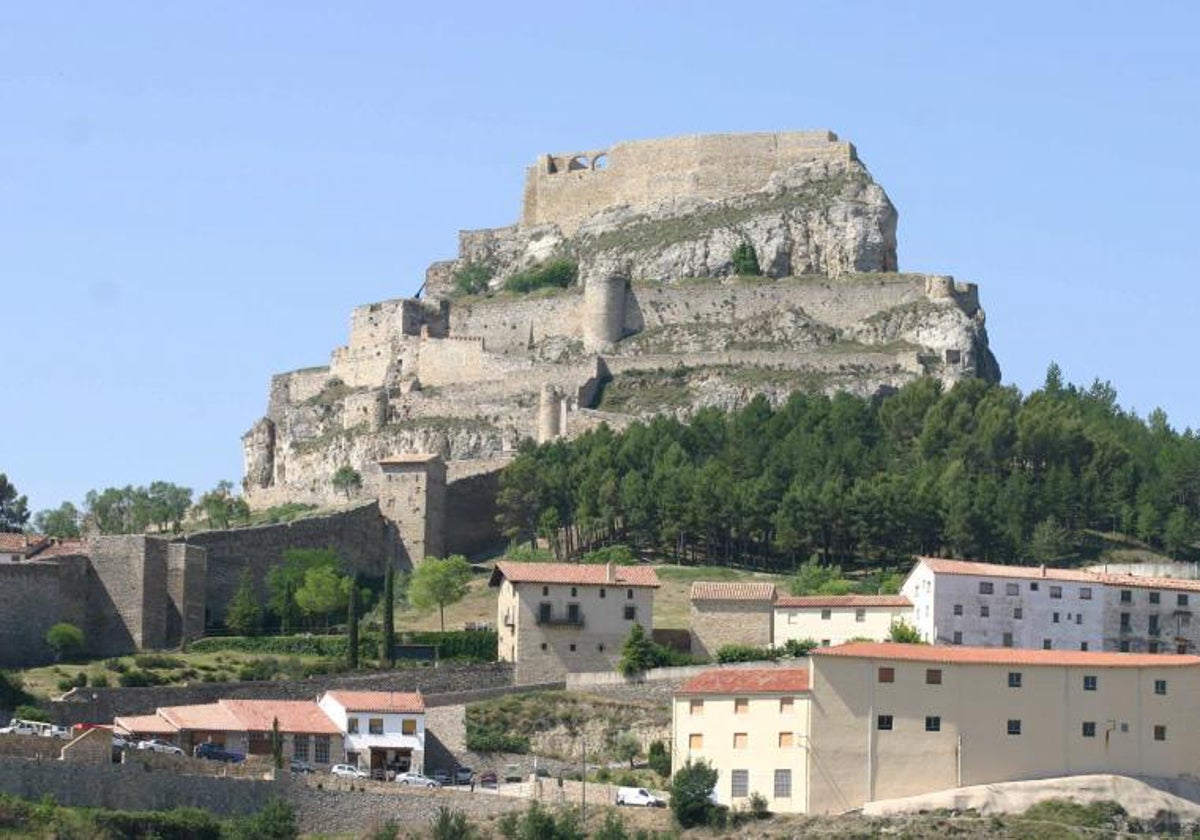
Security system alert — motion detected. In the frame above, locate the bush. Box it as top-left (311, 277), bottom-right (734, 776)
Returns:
top-left (103, 658), bottom-right (128, 673)
top-left (647, 739), bottom-right (671, 778)
top-left (730, 241), bottom-right (761, 276)
top-left (227, 797), bottom-right (298, 840)
top-left (747, 791), bottom-right (769, 818)
top-left (89, 673), bottom-right (109, 688)
top-left (888, 618), bottom-right (924, 644)
top-left (56, 673), bottom-right (87, 692)
top-left (45, 622), bottom-right (85, 662)
top-left (782, 638), bottom-right (817, 657)
top-left (715, 644), bottom-right (780, 663)
top-left (133, 654), bottom-right (185, 670)
top-left (117, 669), bottom-right (166, 688)
top-left (465, 723), bottom-right (529, 754)
top-left (13, 705), bottom-right (48, 722)
top-left (577, 545), bottom-right (636, 565)
top-left (505, 259), bottom-right (577, 294)
top-left (0, 672), bottom-right (31, 712)
top-left (404, 630), bottom-right (498, 662)
top-left (190, 635), bottom-right (348, 657)
top-left (91, 806), bottom-right (223, 840)
top-left (453, 262), bottom-right (494, 297)
top-left (669, 759), bottom-right (719, 829)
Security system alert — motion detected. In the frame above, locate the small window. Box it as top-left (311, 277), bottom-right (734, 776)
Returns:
top-left (877, 714), bottom-right (893, 731)
top-left (1002, 632), bottom-right (1013, 647)
top-left (925, 668), bottom-right (942, 685)
top-left (1083, 675), bottom-right (1097, 691)
top-left (1050, 585), bottom-right (1062, 599)
top-left (540, 642), bottom-right (548, 651)
top-left (624, 605), bottom-right (637, 621)
top-left (599, 588), bottom-right (606, 599)
top-left (1179, 594), bottom-right (1189, 607)
top-left (1008, 672), bottom-right (1022, 688)
top-left (734, 698), bottom-right (749, 715)
top-left (821, 638), bottom-right (831, 647)
top-left (1155, 679), bottom-right (1168, 695)
top-left (1076, 613), bottom-right (1082, 625)
top-left (778, 732), bottom-right (794, 748)
top-left (732, 732), bottom-right (747, 749)
top-left (627, 589), bottom-right (634, 599)
top-left (1030, 582), bottom-right (1039, 591)
top-left (925, 716), bottom-right (941, 732)
top-left (855, 608), bottom-right (866, 622)
top-left (953, 604), bottom-right (963, 616)
top-left (569, 643), bottom-right (576, 652)
top-left (979, 581), bottom-right (994, 594)
top-left (368, 718), bottom-right (383, 735)
top-left (1043, 639), bottom-right (1053, 649)
top-left (878, 667), bottom-right (895, 684)
top-left (1007, 719), bottom-right (1022, 736)
top-left (780, 697), bottom-right (794, 713)
top-left (774, 768), bottom-right (792, 798)
top-left (1179, 643), bottom-right (1189, 654)
top-left (542, 586), bottom-right (549, 597)
top-left (570, 587), bottom-right (577, 597)
top-left (1053, 612), bottom-right (1060, 624)
top-left (1014, 607), bottom-right (1023, 619)
top-left (1006, 583), bottom-right (1019, 596)
top-left (1080, 587), bottom-right (1092, 600)
top-left (1120, 640), bottom-right (1131, 652)
top-left (688, 733), bottom-right (703, 750)
top-left (1080, 642), bottom-right (1089, 651)
top-left (1149, 641), bottom-right (1160, 653)
top-left (539, 602), bottom-right (552, 622)
top-left (1082, 721), bottom-right (1096, 738)
top-left (1120, 590), bottom-right (1132, 604)
top-left (402, 718), bottom-right (416, 735)
top-left (1150, 591), bottom-right (1160, 605)
top-left (731, 769), bottom-right (749, 798)
top-left (980, 605), bottom-right (990, 618)
top-left (347, 717), bottom-right (359, 734)
top-left (597, 643), bottom-right (605, 652)
top-left (1154, 725), bottom-right (1167, 741)
top-left (953, 631), bottom-right (962, 645)
top-left (821, 608), bottom-right (832, 620)
top-left (690, 699), bottom-right (703, 716)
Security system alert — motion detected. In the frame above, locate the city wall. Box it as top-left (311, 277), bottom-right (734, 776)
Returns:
top-left (445, 470), bottom-right (502, 557)
top-left (0, 558), bottom-right (89, 667)
top-left (447, 288), bottom-right (584, 354)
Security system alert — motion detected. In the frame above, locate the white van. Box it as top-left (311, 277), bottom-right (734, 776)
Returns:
top-left (615, 786), bottom-right (666, 807)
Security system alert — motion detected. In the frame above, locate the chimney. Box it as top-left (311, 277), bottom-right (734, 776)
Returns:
top-left (1040, 565), bottom-right (1046, 578)
top-left (606, 563), bottom-right (614, 584)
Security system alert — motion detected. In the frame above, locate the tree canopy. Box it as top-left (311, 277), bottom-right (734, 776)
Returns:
top-left (0, 474), bottom-right (29, 533)
top-left (408, 555), bottom-right (473, 631)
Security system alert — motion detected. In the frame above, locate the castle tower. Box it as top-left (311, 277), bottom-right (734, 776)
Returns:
top-left (377, 455), bottom-right (447, 564)
top-left (583, 274), bottom-right (627, 352)
top-left (538, 384), bottom-right (562, 443)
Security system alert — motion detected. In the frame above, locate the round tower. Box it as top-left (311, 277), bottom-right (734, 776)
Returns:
top-left (538, 384), bottom-right (562, 444)
top-left (583, 274), bottom-right (627, 352)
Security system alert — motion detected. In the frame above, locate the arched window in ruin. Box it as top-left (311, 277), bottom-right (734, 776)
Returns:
top-left (568, 155), bottom-right (590, 171)
top-left (591, 153), bottom-right (608, 170)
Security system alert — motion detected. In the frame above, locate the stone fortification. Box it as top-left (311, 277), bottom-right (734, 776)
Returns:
top-left (242, 131), bottom-right (999, 560)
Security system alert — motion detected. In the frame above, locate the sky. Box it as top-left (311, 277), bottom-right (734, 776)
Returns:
top-left (3, 2), bottom-right (1199, 515)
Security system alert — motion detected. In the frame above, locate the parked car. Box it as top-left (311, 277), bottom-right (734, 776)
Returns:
top-left (137, 739), bottom-right (184, 756)
top-left (112, 734), bottom-right (132, 750)
top-left (478, 770), bottom-right (498, 788)
top-left (193, 742), bottom-right (246, 763)
top-left (396, 771), bottom-right (440, 787)
top-left (431, 768), bottom-right (451, 785)
top-left (616, 787), bottom-right (666, 807)
top-left (41, 725), bottom-right (72, 740)
top-left (453, 766), bottom-right (474, 785)
top-left (289, 760), bottom-right (313, 774)
top-left (331, 764), bottom-right (368, 779)
top-left (0, 720), bottom-right (44, 736)
top-left (503, 764), bottom-right (523, 782)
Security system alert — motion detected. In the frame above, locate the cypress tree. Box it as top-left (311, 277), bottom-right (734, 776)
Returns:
top-left (381, 563), bottom-right (395, 667)
top-left (347, 575), bottom-right (360, 669)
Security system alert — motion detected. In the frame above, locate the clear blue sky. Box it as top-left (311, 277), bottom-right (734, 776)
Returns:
top-left (4, 2), bottom-right (1199, 515)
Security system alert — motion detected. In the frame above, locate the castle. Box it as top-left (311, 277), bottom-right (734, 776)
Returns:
top-left (242, 131), bottom-right (999, 563)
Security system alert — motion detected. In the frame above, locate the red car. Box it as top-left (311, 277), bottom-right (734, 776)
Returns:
top-left (478, 771), bottom-right (498, 788)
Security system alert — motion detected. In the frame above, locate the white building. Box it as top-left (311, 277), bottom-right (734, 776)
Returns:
top-left (774, 594), bottom-right (912, 648)
top-left (317, 690), bottom-right (425, 777)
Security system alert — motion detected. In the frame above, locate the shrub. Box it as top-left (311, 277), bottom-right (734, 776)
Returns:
top-left (45, 622), bottom-right (85, 662)
top-left (429, 806), bottom-right (476, 840)
top-left (782, 637), bottom-right (817, 657)
top-left (227, 797), bottom-right (298, 840)
top-left (465, 723), bottom-right (529, 754)
top-left (117, 669), bottom-right (165, 688)
top-left (190, 635), bottom-right (348, 658)
top-left (404, 630), bottom-right (498, 662)
top-left (505, 259), bottom-right (577, 293)
top-left (747, 791), bottom-right (769, 818)
top-left (647, 739), bottom-right (671, 778)
top-left (731, 241), bottom-right (761, 276)
top-left (89, 673), bottom-right (109, 688)
top-left (578, 545), bottom-right (637, 565)
top-left (715, 644), bottom-right (780, 663)
top-left (55, 673), bottom-right (86, 692)
top-left (133, 654), bottom-right (185, 670)
top-left (103, 658), bottom-right (128, 673)
top-left (888, 618), bottom-right (924, 644)
top-left (670, 759), bottom-right (719, 829)
top-left (453, 262), bottom-right (494, 297)
top-left (12, 705), bottom-right (48, 722)
top-left (0, 672), bottom-right (31, 712)
top-left (91, 806), bottom-right (223, 840)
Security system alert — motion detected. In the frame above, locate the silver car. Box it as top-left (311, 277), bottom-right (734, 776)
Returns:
top-left (396, 771), bottom-right (440, 787)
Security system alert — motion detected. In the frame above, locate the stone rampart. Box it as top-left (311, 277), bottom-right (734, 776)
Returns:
top-left (448, 289), bottom-right (584, 354)
top-left (417, 335), bottom-right (533, 387)
top-left (522, 131), bottom-right (854, 235)
top-left (0, 558), bottom-right (88, 666)
top-left (445, 469), bottom-right (502, 557)
top-left (268, 368), bottom-right (329, 420)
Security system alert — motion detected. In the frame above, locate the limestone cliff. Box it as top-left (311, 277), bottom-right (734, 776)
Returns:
top-left (241, 131), bottom-right (999, 554)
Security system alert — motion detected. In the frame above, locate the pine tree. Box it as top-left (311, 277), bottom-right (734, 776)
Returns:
top-left (226, 569), bottom-right (262, 636)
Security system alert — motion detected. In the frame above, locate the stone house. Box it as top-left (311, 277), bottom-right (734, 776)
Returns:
top-left (317, 690), bottom-right (425, 777)
top-left (490, 561), bottom-right (659, 683)
top-left (688, 582), bottom-right (777, 658)
top-left (673, 643), bottom-right (1200, 814)
top-left (773, 594), bottom-right (913, 648)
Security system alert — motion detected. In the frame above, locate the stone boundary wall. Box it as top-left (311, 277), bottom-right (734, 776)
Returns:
top-left (290, 781), bottom-right (526, 835)
top-left (448, 290), bottom-right (584, 355)
top-left (564, 659), bottom-right (790, 688)
top-left (445, 470), bottom-right (503, 557)
top-left (51, 662), bottom-right (516, 725)
top-left (1086, 562), bottom-right (1200, 580)
top-left (0, 734), bottom-right (67, 761)
top-left (0, 557), bottom-right (89, 667)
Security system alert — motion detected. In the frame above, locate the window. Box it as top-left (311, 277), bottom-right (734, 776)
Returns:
top-left (626, 589), bottom-right (633, 599)
top-left (926, 668), bottom-right (942, 685)
top-left (540, 642), bottom-right (548, 651)
top-left (979, 581), bottom-right (994, 594)
top-left (980, 605), bottom-right (990, 618)
top-left (1030, 582), bottom-right (1039, 591)
top-left (569, 643), bottom-right (576, 652)
top-left (774, 769), bottom-right (792, 798)
top-left (538, 602), bottom-right (552, 623)
top-left (1043, 639), bottom-right (1053, 649)
top-left (1150, 615), bottom-right (1160, 635)
top-left (1120, 640), bottom-right (1130, 652)
top-left (732, 733), bottom-right (747, 749)
top-left (1154, 725), bottom-right (1167, 741)
top-left (1082, 722), bottom-right (1096, 738)
top-left (293, 735), bottom-right (309, 761)
top-left (402, 719), bottom-right (416, 735)
top-left (690, 699), bottom-right (703, 716)
top-left (878, 667), bottom-right (895, 683)
top-left (1083, 675), bottom-right (1097, 691)
top-left (597, 643), bottom-right (605, 652)
top-left (1150, 591), bottom-right (1160, 605)
top-left (734, 698), bottom-right (749, 715)
top-left (780, 697), bottom-right (794, 713)
top-left (1080, 642), bottom-right (1089, 651)
top-left (1007, 719), bottom-right (1022, 736)
top-left (1155, 679), bottom-right (1168, 695)
top-left (778, 732), bottom-right (794, 748)
top-left (688, 733), bottom-right (703, 750)
top-left (1180, 643), bottom-right (1190, 654)
top-left (347, 717), bottom-right (359, 734)
top-left (1053, 612), bottom-right (1060, 624)
top-left (1149, 641), bottom-right (1160, 654)
top-left (731, 769), bottom-right (749, 798)
top-left (368, 718), bottom-right (383, 735)
top-left (1014, 607), bottom-right (1023, 620)
top-left (599, 588), bottom-right (606, 599)
top-left (624, 605), bottom-right (637, 621)
top-left (855, 608), bottom-right (866, 623)
top-left (877, 715), bottom-right (893, 731)
top-left (1076, 613), bottom-right (1082, 625)
top-left (1006, 583), bottom-right (1020, 596)
top-left (570, 587), bottom-right (577, 597)
top-left (821, 639), bottom-right (830, 647)
top-left (953, 631), bottom-right (962, 645)
top-left (821, 608), bottom-right (832, 620)
top-left (1179, 594), bottom-right (1190, 607)
top-left (1050, 586), bottom-right (1063, 599)
top-left (1080, 587), bottom-right (1092, 600)
top-left (314, 736), bottom-right (330, 764)
top-left (542, 586), bottom-right (549, 597)
top-left (1120, 590), bottom-right (1132, 604)
top-left (1002, 632), bottom-right (1013, 647)
top-left (1008, 672), bottom-right (1022, 688)
top-left (1120, 613), bottom-right (1131, 631)
top-left (925, 716), bottom-right (941, 732)
top-left (567, 603), bottom-right (581, 623)
top-left (953, 604), bottom-right (963, 616)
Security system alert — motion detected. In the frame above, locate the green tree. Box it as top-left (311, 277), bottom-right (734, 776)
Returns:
top-left (888, 618), bottom-right (923, 644)
top-left (617, 623), bottom-right (656, 677)
top-left (452, 262), bottom-right (494, 297)
top-left (496, 802), bottom-right (583, 840)
top-left (592, 811), bottom-right (629, 840)
top-left (228, 796), bottom-right (297, 840)
top-left (193, 480), bottom-right (249, 530)
top-left (408, 555), bottom-right (472, 631)
top-left (294, 566), bottom-right (351, 629)
top-left (45, 622), bottom-right (84, 662)
top-left (271, 717), bottom-right (284, 771)
top-left (669, 759), bottom-right (719, 828)
top-left (1165, 507), bottom-right (1195, 558)
top-left (647, 739), bottom-right (671, 778)
top-left (0, 475), bottom-right (29, 533)
top-left (226, 569), bottom-right (262, 636)
top-left (381, 562), bottom-right (395, 666)
top-left (33, 502), bottom-right (81, 538)
top-left (430, 806), bottom-right (477, 840)
top-left (612, 732), bottom-right (641, 769)
top-left (347, 574), bottom-right (360, 668)
top-left (1029, 516), bottom-right (1072, 563)
top-left (147, 481), bottom-right (193, 532)
top-left (331, 465), bottom-right (362, 499)
top-left (268, 548), bottom-right (340, 632)
top-left (730, 241), bottom-right (761, 276)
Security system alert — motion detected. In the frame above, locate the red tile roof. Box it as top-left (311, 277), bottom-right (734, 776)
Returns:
top-left (31, 539), bottom-right (89, 559)
top-left (815, 641), bottom-right (1200, 668)
top-left (490, 561), bottom-right (659, 588)
top-left (114, 713), bottom-right (177, 736)
top-left (0, 533), bottom-right (48, 555)
top-left (221, 699), bottom-right (341, 734)
top-left (322, 691), bottom-right (425, 714)
top-left (158, 703), bottom-right (243, 732)
top-left (776, 594), bottom-right (911, 608)
top-left (916, 556), bottom-right (1096, 583)
top-left (690, 581), bottom-right (776, 601)
top-left (1097, 572), bottom-right (1200, 594)
top-left (677, 668), bottom-right (810, 695)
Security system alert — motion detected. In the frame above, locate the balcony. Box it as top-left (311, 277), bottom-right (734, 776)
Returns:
top-left (536, 610), bottom-right (585, 628)
top-left (503, 610), bottom-right (515, 629)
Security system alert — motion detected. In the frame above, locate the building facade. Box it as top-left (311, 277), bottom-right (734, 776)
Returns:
top-left (774, 595), bottom-right (912, 648)
top-left (318, 690), bottom-right (425, 777)
top-left (688, 582), bottom-right (776, 658)
top-left (490, 561), bottom-right (658, 683)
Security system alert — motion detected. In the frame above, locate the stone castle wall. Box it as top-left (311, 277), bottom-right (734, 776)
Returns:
top-left (521, 131), bottom-right (854, 234)
top-left (0, 558), bottom-right (89, 667)
top-left (446, 288), bottom-right (584, 354)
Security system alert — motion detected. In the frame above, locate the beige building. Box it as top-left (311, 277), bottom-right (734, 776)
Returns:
top-left (774, 594), bottom-right (912, 647)
top-left (673, 643), bottom-right (1200, 814)
top-left (689, 582), bottom-right (776, 658)
top-left (490, 561), bottom-right (658, 683)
